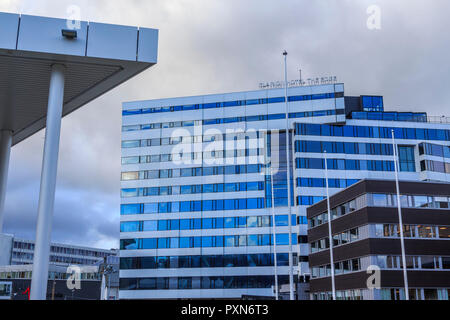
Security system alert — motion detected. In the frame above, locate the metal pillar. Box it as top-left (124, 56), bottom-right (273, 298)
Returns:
top-left (0, 130), bottom-right (12, 232)
top-left (30, 64), bottom-right (66, 300)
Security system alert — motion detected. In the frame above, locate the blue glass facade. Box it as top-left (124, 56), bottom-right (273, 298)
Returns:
top-left (120, 84), bottom-right (450, 299)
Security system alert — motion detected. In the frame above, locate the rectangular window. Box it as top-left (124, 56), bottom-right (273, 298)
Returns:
top-left (438, 226), bottom-right (450, 239)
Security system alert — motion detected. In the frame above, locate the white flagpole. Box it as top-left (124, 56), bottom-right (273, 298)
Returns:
top-left (283, 50), bottom-right (294, 300)
top-left (324, 151), bottom-right (336, 300)
top-left (270, 166), bottom-right (279, 300)
top-left (391, 129), bottom-right (409, 300)
top-left (290, 124), bottom-right (301, 280)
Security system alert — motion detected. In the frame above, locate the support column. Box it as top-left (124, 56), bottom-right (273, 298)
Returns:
top-left (30, 64), bottom-right (65, 300)
top-left (0, 129), bottom-right (13, 233)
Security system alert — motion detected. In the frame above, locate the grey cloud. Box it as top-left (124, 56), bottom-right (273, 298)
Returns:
top-left (1, 0), bottom-right (449, 249)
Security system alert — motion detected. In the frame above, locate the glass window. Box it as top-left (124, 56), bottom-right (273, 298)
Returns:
top-left (275, 215), bottom-right (288, 226)
top-left (158, 220), bottom-right (168, 231)
top-left (421, 256), bottom-right (435, 269)
top-left (247, 216), bottom-right (258, 228)
top-left (179, 237), bottom-right (191, 248)
top-left (372, 194), bottom-right (388, 207)
top-left (424, 289), bottom-right (438, 300)
top-left (417, 225), bottom-right (435, 238)
top-left (141, 238), bottom-right (157, 249)
top-left (248, 235), bottom-right (258, 246)
top-left (121, 204), bottom-right (141, 215)
top-left (120, 221), bottom-right (140, 232)
top-left (224, 217), bottom-right (235, 228)
top-left (143, 203), bottom-right (158, 214)
top-left (121, 172), bottom-right (139, 181)
top-left (276, 234), bottom-right (289, 245)
top-left (438, 226), bottom-right (450, 239)
top-left (403, 225), bottom-right (415, 238)
top-left (121, 140), bottom-right (140, 148)
top-left (377, 256), bottom-right (387, 269)
top-left (225, 236), bottom-right (235, 247)
top-left (442, 257), bottom-right (450, 269)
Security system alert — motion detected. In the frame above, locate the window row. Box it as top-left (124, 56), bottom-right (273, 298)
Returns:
top-left (120, 198), bottom-right (266, 215)
top-left (122, 109), bottom-right (341, 133)
top-left (0, 271), bottom-right (101, 281)
top-left (11, 252), bottom-right (102, 266)
top-left (369, 193), bottom-right (450, 209)
top-left (121, 148), bottom-right (265, 164)
top-left (312, 288), bottom-right (450, 301)
top-left (121, 164), bottom-right (264, 181)
top-left (121, 181), bottom-right (264, 198)
top-left (311, 289), bottom-right (363, 300)
top-left (380, 288), bottom-right (449, 300)
top-left (375, 255), bottom-right (450, 270)
top-left (420, 159), bottom-right (450, 174)
top-left (361, 96), bottom-right (384, 112)
top-left (309, 194), bottom-right (367, 228)
top-left (374, 224), bottom-right (450, 239)
top-left (120, 275), bottom-right (292, 291)
top-left (295, 123), bottom-right (450, 142)
top-left (295, 140), bottom-right (394, 156)
top-left (296, 157), bottom-right (399, 172)
top-left (419, 142), bottom-right (450, 159)
top-left (296, 196), bottom-right (326, 206)
top-left (309, 193), bottom-right (450, 229)
top-left (13, 241), bottom-right (109, 258)
top-left (120, 253), bottom-right (299, 270)
top-left (351, 111), bottom-right (427, 122)
top-left (297, 177), bottom-right (360, 189)
top-left (120, 215), bottom-right (296, 232)
top-left (120, 233), bottom-right (299, 250)
top-left (122, 130), bottom-right (262, 148)
top-left (311, 257), bottom-right (361, 278)
top-left (310, 227), bottom-right (360, 253)
top-left (122, 92), bottom-right (340, 116)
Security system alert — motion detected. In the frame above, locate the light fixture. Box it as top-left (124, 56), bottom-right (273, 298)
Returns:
top-left (61, 29), bottom-right (77, 39)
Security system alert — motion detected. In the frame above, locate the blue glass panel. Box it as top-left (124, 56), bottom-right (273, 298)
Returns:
top-left (143, 220), bottom-right (157, 231)
top-left (179, 237), bottom-right (191, 248)
top-left (120, 221), bottom-right (140, 232)
top-left (142, 238), bottom-right (157, 249)
top-left (180, 219), bottom-right (191, 230)
top-left (143, 203), bottom-right (158, 214)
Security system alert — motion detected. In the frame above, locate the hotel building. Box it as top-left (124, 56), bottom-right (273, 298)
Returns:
top-left (119, 83), bottom-right (450, 299)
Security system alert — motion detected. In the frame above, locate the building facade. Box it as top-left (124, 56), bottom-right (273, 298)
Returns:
top-left (0, 233), bottom-right (115, 266)
top-left (120, 83), bottom-right (450, 299)
top-left (0, 264), bottom-right (102, 300)
top-left (307, 179), bottom-right (450, 300)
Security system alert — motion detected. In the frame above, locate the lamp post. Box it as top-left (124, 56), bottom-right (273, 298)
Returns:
top-left (282, 50), bottom-right (295, 300)
top-left (324, 151), bottom-right (336, 300)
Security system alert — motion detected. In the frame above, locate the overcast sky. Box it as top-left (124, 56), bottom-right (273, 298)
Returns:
top-left (1, 0), bottom-right (449, 249)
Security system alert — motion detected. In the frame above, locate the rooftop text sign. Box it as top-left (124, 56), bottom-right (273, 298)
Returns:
top-left (259, 76), bottom-right (337, 89)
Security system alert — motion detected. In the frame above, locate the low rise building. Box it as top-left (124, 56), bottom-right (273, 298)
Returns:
top-left (307, 179), bottom-right (450, 300)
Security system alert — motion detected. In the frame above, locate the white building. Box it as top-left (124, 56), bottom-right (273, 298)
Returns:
top-left (120, 83), bottom-right (450, 299)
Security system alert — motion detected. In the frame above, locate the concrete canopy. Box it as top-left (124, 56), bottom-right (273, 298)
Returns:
top-left (0, 12), bottom-right (158, 145)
